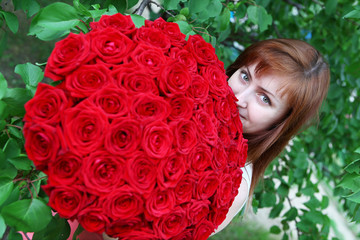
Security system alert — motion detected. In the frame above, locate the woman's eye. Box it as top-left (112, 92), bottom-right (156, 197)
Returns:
top-left (260, 95), bottom-right (271, 105)
top-left (240, 71), bottom-right (249, 82)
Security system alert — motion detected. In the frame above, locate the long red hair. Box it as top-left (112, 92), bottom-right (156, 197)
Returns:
top-left (226, 39), bottom-right (330, 196)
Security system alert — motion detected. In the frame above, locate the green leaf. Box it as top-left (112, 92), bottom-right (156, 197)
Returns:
top-left (130, 14), bottom-right (145, 28)
top-left (0, 214), bottom-right (5, 238)
top-left (32, 214), bottom-right (71, 240)
top-left (0, 11), bottom-right (19, 33)
top-left (128, 0), bottom-right (139, 9)
top-left (73, 0), bottom-right (92, 17)
top-left (1, 199), bottom-right (52, 232)
top-left (269, 202), bottom-right (283, 218)
top-left (189, 0), bottom-right (211, 14)
top-left (0, 178), bottom-right (14, 206)
top-left (235, 3), bottom-right (247, 19)
top-left (304, 196), bottom-right (321, 210)
top-left (247, 5), bottom-right (272, 32)
top-left (270, 225), bottom-right (281, 234)
top-left (304, 210), bottom-right (324, 225)
top-left (207, 0), bottom-right (222, 18)
top-left (346, 191), bottom-right (360, 204)
top-left (72, 224), bottom-right (84, 240)
top-left (217, 7), bottom-right (230, 32)
top-left (0, 73), bottom-right (7, 100)
top-left (293, 152), bottom-right (308, 169)
top-left (321, 196), bottom-right (329, 209)
top-left (13, 0), bottom-right (40, 17)
top-left (3, 138), bottom-right (20, 160)
top-left (8, 155), bottom-right (33, 171)
top-left (325, 0), bottom-right (337, 15)
top-left (29, 3), bottom-right (80, 40)
top-left (1, 88), bottom-right (32, 116)
top-left (0, 149), bottom-right (17, 180)
top-left (338, 173), bottom-right (360, 192)
top-left (175, 21), bottom-right (193, 35)
top-left (14, 63), bottom-right (44, 88)
top-left (344, 158), bottom-right (360, 174)
top-left (277, 183), bottom-right (289, 197)
top-left (260, 192), bottom-right (276, 207)
top-left (344, 9), bottom-right (360, 19)
top-left (284, 207), bottom-right (297, 221)
top-left (164, 0), bottom-right (180, 10)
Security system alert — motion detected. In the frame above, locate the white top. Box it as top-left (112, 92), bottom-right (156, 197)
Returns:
top-left (211, 163), bottom-right (253, 236)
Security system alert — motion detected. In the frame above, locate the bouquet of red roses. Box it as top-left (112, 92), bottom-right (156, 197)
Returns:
top-left (23, 13), bottom-right (247, 240)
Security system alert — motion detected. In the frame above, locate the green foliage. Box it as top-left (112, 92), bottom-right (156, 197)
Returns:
top-left (0, 0), bottom-right (359, 239)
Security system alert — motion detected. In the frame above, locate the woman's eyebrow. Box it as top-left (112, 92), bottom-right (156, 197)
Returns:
top-left (246, 66), bottom-right (253, 81)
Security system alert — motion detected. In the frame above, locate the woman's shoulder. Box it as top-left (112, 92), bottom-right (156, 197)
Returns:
top-left (241, 163), bottom-right (253, 186)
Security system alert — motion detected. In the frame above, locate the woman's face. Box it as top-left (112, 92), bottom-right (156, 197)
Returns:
top-left (228, 64), bottom-right (289, 134)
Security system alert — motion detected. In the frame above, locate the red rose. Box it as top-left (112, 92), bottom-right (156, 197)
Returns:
top-left (103, 185), bottom-right (144, 220)
top-left (46, 185), bottom-right (86, 219)
top-left (158, 61), bottom-right (192, 97)
top-left (145, 188), bottom-right (175, 218)
top-left (211, 142), bottom-right (228, 170)
top-left (218, 124), bottom-right (231, 146)
top-left (201, 96), bottom-right (215, 117)
top-left (24, 83), bottom-right (68, 124)
top-left (226, 90), bottom-right (240, 118)
top-left (48, 152), bottom-right (82, 185)
top-left (45, 33), bottom-right (93, 81)
top-left (230, 167), bottom-right (243, 195)
top-left (210, 207), bottom-right (228, 227)
top-left (134, 26), bottom-right (171, 52)
top-left (91, 84), bottom-right (129, 119)
top-left (149, 18), bottom-right (186, 48)
top-left (200, 65), bottom-right (228, 97)
top-left (83, 150), bottom-right (125, 194)
top-left (91, 28), bottom-right (134, 64)
top-left (62, 104), bottom-right (108, 156)
top-left (142, 121), bottom-right (173, 159)
top-left (154, 206), bottom-right (188, 239)
top-left (172, 120), bottom-right (197, 154)
top-left (196, 170), bottom-right (220, 200)
top-left (78, 207), bottom-right (110, 234)
top-left (90, 14), bottom-right (136, 36)
top-left (187, 74), bottom-right (209, 104)
top-left (126, 152), bottom-right (157, 197)
top-left (157, 152), bottom-right (186, 189)
top-left (214, 173), bottom-right (233, 207)
top-left (188, 143), bottom-right (212, 173)
top-left (174, 174), bottom-right (197, 204)
top-left (24, 123), bottom-right (64, 170)
top-left (106, 216), bottom-right (146, 238)
top-left (193, 219), bottom-right (215, 240)
top-left (167, 95), bottom-right (194, 121)
top-left (65, 64), bottom-right (111, 98)
top-left (186, 200), bottom-right (210, 225)
top-left (186, 35), bottom-right (217, 65)
top-left (105, 118), bottom-right (141, 156)
top-left (169, 48), bottom-right (197, 73)
top-left (171, 229), bottom-right (193, 240)
top-left (192, 110), bottom-right (218, 146)
top-left (112, 64), bottom-right (159, 95)
top-left (129, 44), bottom-right (166, 76)
top-left (112, 227), bottom-right (156, 240)
top-left (131, 93), bottom-right (171, 122)
top-left (215, 97), bottom-right (231, 123)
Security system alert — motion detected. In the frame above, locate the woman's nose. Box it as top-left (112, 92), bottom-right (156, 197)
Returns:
top-left (236, 88), bottom-right (250, 108)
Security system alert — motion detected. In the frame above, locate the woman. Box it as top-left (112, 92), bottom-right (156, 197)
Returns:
top-left (212, 38), bottom-right (330, 234)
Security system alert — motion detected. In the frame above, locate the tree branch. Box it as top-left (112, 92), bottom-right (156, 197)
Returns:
top-left (149, 1), bottom-right (176, 18)
top-left (272, 21), bottom-right (283, 38)
top-left (133, 0), bottom-right (151, 16)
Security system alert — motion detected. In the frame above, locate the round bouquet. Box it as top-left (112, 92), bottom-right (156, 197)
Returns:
top-left (23, 13), bottom-right (247, 239)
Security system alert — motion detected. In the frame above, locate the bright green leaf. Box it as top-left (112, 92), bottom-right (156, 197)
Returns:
top-left (260, 192), bottom-right (276, 207)
top-left (189, 0), bottom-right (211, 14)
top-left (8, 155), bottom-right (33, 171)
top-left (32, 214), bottom-right (71, 240)
top-left (235, 3), bottom-right (247, 19)
top-left (247, 5), bottom-right (272, 32)
top-left (217, 7), bottom-right (231, 32)
top-left (3, 138), bottom-right (20, 160)
top-left (270, 225), bottom-right (281, 234)
top-left (344, 9), bottom-right (360, 19)
top-left (277, 183), bottom-right (289, 197)
top-left (0, 178), bottom-right (14, 206)
top-left (344, 158), bottom-right (360, 174)
top-left (207, 0), bottom-right (222, 18)
top-left (164, 0), bottom-right (181, 10)
top-left (73, 0), bottom-right (92, 17)
top-left (130, 14), bottom-right (145, 28)
top-left (321, 196), bottom-right (329, 209)
top-left (104, 0), bottom-right (126, 13)
top-left (304, 196), bottom-right (321, 210)
top-left (1, 199), bottom-right (52, 232)
top-left (338, 173), bottom-right (360, 192)
top-left (14, 63), bottom-right (44, 87)
top-left (174, 21), bottom-right (193, 35)
top-left (0, 214), bottom-right (5, 238)
top-left (304, 210), bottom-right (325, 225)
top-left (0, 73), bottom-right (7, 100)
top-left (346, 191), bottom-right (360, 204)
top-left (0, 101), bottom-right (8, 120)
top-left (0, 11), bottom-right (19, 33)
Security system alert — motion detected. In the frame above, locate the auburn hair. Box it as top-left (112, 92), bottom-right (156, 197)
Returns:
top-left (226, 39), bottom-right (330, 196)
